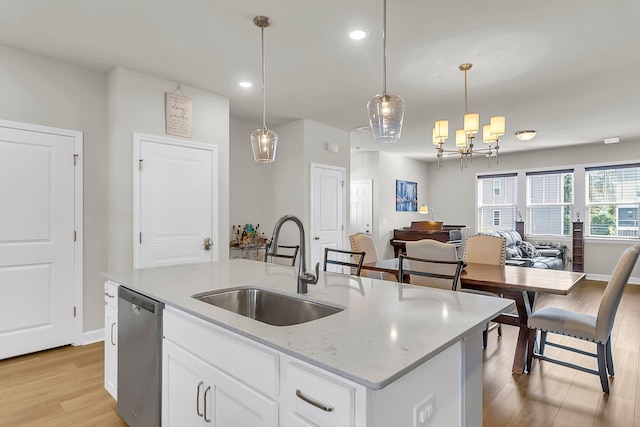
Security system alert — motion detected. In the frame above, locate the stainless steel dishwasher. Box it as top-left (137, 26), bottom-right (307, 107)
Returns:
top-left (118, 286), bottom-right (164, 427)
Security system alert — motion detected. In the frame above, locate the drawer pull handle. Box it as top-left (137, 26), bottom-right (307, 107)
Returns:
top-left (110, 322), bottom-right (116, 346)
top-left (196, 381), bottom-right (204, 417)
top-left (204, 386), bottom-right (212, 422)
top-left (296, 389), bottom-right (334, 412)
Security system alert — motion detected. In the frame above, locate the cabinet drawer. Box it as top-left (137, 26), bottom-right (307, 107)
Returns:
top-left (163, 307), bottom-right (279, 398)
top-left (104, 281), bottom-right (119, 309)
top-left (285, 362), bottom-right (355, 427)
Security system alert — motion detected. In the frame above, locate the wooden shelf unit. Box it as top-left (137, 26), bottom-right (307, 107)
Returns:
top-left (572, 221), bottom-right (584, 272)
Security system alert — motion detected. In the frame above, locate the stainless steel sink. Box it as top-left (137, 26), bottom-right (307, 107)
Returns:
top-left (192, 287), bottom-right (344, 326)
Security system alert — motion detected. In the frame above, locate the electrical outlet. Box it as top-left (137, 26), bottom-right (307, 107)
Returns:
top-left (414, 394), bottom-right (435, 426)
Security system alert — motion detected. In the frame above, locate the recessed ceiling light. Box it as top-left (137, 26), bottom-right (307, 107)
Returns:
top-left (238, 81), bottom-right (253, 88)
top-left (348, 28), bottom-right (369, 40)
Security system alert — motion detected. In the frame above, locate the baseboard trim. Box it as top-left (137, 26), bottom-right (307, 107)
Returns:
top-left (586, 273), bottom-right (640, 285)
top-left (79, 329), bottom-right (104, 345)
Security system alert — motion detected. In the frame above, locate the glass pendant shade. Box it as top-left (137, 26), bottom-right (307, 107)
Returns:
top-left (367, 93), bottom-right (405, 143)
top-left (251, 128), bottom-right (278, 163)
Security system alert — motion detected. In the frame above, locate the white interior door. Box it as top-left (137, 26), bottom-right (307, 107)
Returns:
top-left (310, 164), bottom-right (345, 270)
top-left (134, 134), bottom-right (218, 268)
top-left (0, 122), bottom-right (81, 359)
top-left (350, 180), bottom-right (373, 235)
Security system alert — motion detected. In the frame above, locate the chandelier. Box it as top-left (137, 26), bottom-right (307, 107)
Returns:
top-left (432, 63), bottom-right (505, 170)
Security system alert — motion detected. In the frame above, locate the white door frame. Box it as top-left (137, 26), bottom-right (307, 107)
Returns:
top-left (309, 163), bottom-right (347, 267)
top-left (0, 119), bottom-right (83, 346)
top-left (133, 133), bottom-right (218, 268)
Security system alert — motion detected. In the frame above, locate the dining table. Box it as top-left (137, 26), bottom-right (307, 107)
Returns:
top-left (361, 258), bottom-right (586, 375)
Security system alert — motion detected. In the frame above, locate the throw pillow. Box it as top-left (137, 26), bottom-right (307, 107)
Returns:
top-left (517, 240), bottom-right (541, 258)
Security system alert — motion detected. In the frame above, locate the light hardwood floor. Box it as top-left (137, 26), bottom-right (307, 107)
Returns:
top-left (1, 280), bottom-right (638, 426)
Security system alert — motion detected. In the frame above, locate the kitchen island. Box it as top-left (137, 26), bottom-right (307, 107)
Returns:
top-left (104, 259), bottom-right (512, 427)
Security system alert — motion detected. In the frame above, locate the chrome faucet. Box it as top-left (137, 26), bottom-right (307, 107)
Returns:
top-left (269, 215), bottom-right (319, 294)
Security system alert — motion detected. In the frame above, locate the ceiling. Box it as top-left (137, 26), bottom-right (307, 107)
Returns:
top-left (1, 0), bottom-right (638, 161)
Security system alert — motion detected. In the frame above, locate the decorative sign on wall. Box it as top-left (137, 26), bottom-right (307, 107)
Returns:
top-left (165, 91), bottom-right (192, 138)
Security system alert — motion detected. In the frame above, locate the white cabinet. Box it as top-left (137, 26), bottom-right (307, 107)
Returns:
top-left (163, 308), bottom-right (278, 427)
top-left (103, 281), bottom-right (118, 399)
top-left (161, 306), bottom-right (476, 427)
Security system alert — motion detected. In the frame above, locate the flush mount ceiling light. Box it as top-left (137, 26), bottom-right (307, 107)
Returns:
top-left (250, 16), bottom-right (278, 163)
top-left (432, 63), bottom-right (505, 170)
top-left (515, 130), bottom-right (537, 141)
top-left (238, 81), bottom-right (253, 88)
top-left (367, 0), bottom-right (405, 143)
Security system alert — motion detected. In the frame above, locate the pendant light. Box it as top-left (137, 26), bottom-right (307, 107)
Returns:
top-left (251, 16), bottom-right (278, 163)
top-left (367, 0), bottom-right (404, 143)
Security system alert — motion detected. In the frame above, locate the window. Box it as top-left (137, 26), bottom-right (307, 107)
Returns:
top-left (477, 173), bottom-right (517, 232)
top-left (526, 169), bottom-right (574, 236)
top-left (585, 164), bottom-right (640, 238)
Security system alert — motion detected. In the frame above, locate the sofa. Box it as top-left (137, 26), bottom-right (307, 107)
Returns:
top-left (484, 230), bottom-right (564, 270)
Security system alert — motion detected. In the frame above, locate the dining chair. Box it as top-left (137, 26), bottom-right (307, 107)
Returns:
top-left (404, 239), bottom-right (461, 289)
top-left (463, 234), bottom-right (507, 348)
top-left (398, 255), bottom-right (465, 291)
top-left (349, 233), bottom-right (396, 281)
top-left (323, 248), bottom-right (366, 276)
top-left (264, 244), bottom-right (299, 266)
top-left (527, 245), bottom-right (640, 393)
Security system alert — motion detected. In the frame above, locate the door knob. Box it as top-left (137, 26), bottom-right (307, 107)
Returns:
top-left (204, 238), bottom-right (213, 250)
top-left (314, 236), bottom-right (320, 240)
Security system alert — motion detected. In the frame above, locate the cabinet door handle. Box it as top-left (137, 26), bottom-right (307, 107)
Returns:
top-left (110, 322), bottom-right (116, 346)
top-left (295, 389), bottom-right (334, 412)
top-left (204, 385), bottom-right (212, 422)
top-left (196, 381), bottom-right (204, 417)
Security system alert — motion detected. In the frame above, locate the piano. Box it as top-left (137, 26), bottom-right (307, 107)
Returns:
top-left (390, 221), bottom-right (466, 257)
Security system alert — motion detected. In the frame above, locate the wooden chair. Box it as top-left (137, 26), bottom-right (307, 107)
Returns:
top-left (349, 233), bottom-right (395, 281)
top-left (527, 245), bottom-right (640, 393)
top-left (404, 239), bottom-right (461, 289)
top-left (264, 244), bottom-right (299, 266)
top-left (463, 234), bottom-right (507, 348)
top-left (323, 248), bottom-right (365, 276)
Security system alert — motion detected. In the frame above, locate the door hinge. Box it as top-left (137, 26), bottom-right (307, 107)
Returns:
top-left (74, 230), bottom-right (77, 242)
top-left (341, 224), bottom-right (344, 230)
top-left (73, 306), bottom-right (77, 317)
top-left (138, 159), bottom-right (144, 171)
top-left (73, 154), bottom-right (78, 166)
top-left (139, 232), bottom-right (142, 244)
top-left (341, 180), bottom-right (345, 187)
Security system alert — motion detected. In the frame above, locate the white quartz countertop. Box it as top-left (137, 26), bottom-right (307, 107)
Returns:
top-left (103, 259), bottom-right (513, 390)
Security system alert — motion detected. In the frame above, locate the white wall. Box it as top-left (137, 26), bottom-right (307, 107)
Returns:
top-left (229, 117), bottom-right (276, 240)
top-left (351, 150), bottom-right (431, 259)
top-left (229, 118), bottom-right (350, 255)
top-left (107, 67), bottom-right (230, 272)
top-left (0, 44), bottom-right (108, 332)
top-left (425, 140), bottom-right (640, 279)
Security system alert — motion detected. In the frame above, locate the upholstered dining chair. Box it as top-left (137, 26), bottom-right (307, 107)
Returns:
top-left (349, 233), bottom-right (396, 281)
top-left (527, 245), bottom-right (640, 393)
top-left (323, 248), bottom-right (366, 276)
top-left (463, 234), bottom-right (507, 348)
top-left (404, 240), bottom-right (461, 289)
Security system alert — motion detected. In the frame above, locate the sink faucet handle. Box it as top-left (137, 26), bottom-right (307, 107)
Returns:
top-left (301, 262), bottom-right (319, 285)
